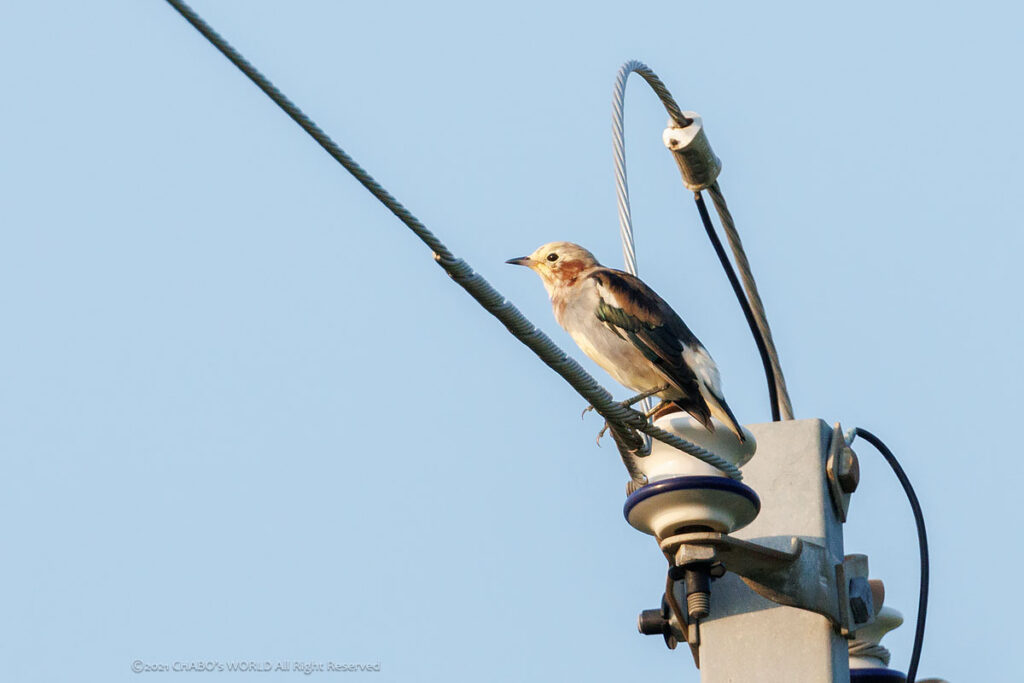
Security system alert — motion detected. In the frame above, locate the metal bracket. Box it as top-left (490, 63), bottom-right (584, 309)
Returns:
top-left (660, 532), bottom-right (874, 635)
top-left (826, 422), bottom-right (860, 522)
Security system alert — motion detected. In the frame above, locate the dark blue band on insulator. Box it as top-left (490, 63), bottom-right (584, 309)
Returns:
top-left (850, 668), bottom-right (906, 682)
top-left (623, 475), bottom-right (760, 521)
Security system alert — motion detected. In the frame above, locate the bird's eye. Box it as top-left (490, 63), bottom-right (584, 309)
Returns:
top-left (547, 253), bottom-right (559, 262)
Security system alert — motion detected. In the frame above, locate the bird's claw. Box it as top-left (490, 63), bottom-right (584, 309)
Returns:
top-left (620, 384), bottom-right (671, 409)
top-left (584, 385), bottom-right (670, 443)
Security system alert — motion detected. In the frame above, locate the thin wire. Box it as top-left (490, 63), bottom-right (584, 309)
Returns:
top-left (706, 182), bottom-right (794, 419)
top-left (161, 0), bottom-right (742, 482)
top-left (852, 428), bottom-right (928, 683)
top-left (611, 60), bottom-right (690, 420)
top-left (612, 60), bottom-right (691, 275)
top-left (694, 193), bottom-right (781, 421)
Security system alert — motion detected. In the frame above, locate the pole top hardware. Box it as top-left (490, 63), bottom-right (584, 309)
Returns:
top-left (660, 531), bottom-right (876, 636)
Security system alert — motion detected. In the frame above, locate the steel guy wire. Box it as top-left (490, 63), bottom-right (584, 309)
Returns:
top-left (162, 0), bottom-right (742, 482)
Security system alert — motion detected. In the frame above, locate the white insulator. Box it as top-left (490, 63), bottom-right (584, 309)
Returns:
top-left (662, 112), bottom-right (722, 192)
top-left (849, 606), bottom-right (903, 669)
top-left (624, 414), bottom-right (758, 537)
top-left (642, 413), bottom-right (755, 482)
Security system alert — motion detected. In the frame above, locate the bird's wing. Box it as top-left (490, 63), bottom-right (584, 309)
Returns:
top-left (589, 269), bottom-right (713, 427)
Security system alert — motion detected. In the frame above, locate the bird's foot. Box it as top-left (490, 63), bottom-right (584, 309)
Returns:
top-left (586, 385), bottom-right (670, 443)
top-left (583, 384), bottom-right (669, 421)
top-left (620, 384), bottom-right (670, 409)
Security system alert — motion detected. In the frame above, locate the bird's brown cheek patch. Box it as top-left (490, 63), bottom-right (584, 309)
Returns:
top-left (557, 259), bottom-right (586, 285)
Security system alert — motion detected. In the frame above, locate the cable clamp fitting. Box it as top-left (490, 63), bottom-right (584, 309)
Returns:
top-left (662, 112), bottom-right (721, 192)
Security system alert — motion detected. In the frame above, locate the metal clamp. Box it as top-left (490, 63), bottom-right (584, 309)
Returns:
top-left (660, 532), bottom-right (874, 635)
top-left (662, 113), bottom-right (722, 191)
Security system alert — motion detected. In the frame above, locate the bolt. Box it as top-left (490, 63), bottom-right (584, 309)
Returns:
top-left (837, 446), bottom-right (860, 493)
top-left (687, 592), bottom-right (710, 619)
top-left (637, 597), bottom-right (677, 650)
top-left (684, 564), bottom-right (712, 621)
top-left (850, 595), bottom-right (870, 624)
top-left (848, 577), bottom-right (874, 624)
top-left (637, 609), bottom-right (668, 636)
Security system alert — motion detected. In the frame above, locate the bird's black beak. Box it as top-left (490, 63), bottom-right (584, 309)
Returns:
top-left (505, 256), bottom-right (532, 266)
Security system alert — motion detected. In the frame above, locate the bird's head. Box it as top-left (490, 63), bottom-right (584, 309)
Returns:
top-left (506, 242), bottom-right (600, 295)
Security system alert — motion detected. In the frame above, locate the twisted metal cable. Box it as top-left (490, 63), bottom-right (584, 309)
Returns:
top-left (162, 0), bottom-right (742, 481)
top-left (443, 255), bottom-right (741, 480)
top-left (706, 181), bottom-right (794, 419)
top-left (612, 60), bottom-right (691, 276)
top-left (694, 192), bottom-right (782, 422)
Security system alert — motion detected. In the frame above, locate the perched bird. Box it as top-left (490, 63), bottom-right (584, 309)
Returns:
top-left (507, 241), bottom-right (744, 441)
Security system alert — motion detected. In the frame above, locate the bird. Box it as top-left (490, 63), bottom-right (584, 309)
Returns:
top-left (507, 241), bottom-right (745, 441)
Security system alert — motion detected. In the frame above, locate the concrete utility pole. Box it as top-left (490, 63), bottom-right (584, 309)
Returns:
top-left (699, 419), bottom-right (849, 681)
top-left (628, 415), bottom-right (906, 682)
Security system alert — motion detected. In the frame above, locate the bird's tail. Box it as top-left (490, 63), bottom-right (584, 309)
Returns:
top-left (701, 391), bottom-right (746, 443)
top-left (650, 396), bottom-right (745, 444)
top-left (651, 399), bottom-right (718, 435)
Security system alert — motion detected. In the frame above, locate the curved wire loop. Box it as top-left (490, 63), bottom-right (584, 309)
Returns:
top-left (612, 60), bottom-right (794, 422)
top-left (611, 60), bottom-right (690, 426)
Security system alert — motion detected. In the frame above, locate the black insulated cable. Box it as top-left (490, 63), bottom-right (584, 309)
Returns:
top-left (693, 192), bottom-right (782, 421)
top-left (852, 427), bottom-right (928, 683)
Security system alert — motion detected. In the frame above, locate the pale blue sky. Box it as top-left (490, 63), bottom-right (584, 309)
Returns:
top-left (2, 1), bottom-right (1021, 681)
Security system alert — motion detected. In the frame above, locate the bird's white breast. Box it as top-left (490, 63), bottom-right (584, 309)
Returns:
top-left (552, 279), bottom-right (669, 395)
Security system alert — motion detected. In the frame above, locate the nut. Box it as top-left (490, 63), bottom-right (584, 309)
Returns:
top-left (836, 446), bottom-right (860, 493)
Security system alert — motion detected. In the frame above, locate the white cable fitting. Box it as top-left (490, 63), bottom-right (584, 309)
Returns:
top-left (662, 112), bottom-right (721, 192)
